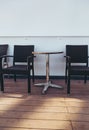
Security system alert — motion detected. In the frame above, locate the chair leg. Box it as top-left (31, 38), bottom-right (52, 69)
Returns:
top-left (84, 75), bottom-right (87, 84)
top-left (32, 69), bottom-right (34, 83)
top-left (65, 75), bottom-right (67, 83)
top-left (14, 74), bottom-right (16, 82)
top-left (0, 73), bottom-right (4, 92)
top-left (65, 68), bottom-right (67, 83)
top-left (67, 74), bottom-right (70, 94)
top-left (28, 73), bottom-right (31, 93)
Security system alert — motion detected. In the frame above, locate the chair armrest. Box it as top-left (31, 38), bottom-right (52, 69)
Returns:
top-left (0, 55), bottom-right (14, 59)
top-left (0, 55), bottom-right (14, 69)
top-left (27, 55), bottom-right (36, 70)
top-left (64, 56), bottom-right (71, 62)
top-left (64, 55), bottom-right (71, 69)
top-left (27, 55), bottom-right (36, 62)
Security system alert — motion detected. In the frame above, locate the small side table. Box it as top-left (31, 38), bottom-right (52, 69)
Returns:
top-left (32, 51), bottom-right (63, 94)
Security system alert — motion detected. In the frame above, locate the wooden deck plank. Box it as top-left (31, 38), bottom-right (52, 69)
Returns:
top-left (0, 118), bottom-right (72, 129)
top-left (0, 79), bottom-right (89, 130)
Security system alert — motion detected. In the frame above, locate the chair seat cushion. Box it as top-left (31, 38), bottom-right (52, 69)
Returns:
top-left (70, 66), bottom-right (89, 75)
top-left (2, 65), bottom-right (30, 74)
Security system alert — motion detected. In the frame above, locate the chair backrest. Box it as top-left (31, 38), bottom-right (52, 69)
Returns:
top-left (13, 45), bottom-right (34, 63)
top-left (66, 45), bottom-right (88, 64)
top-left (0, 44), bottom-right (8, 63)
top-left (0, 44), bottom-right (8, 56)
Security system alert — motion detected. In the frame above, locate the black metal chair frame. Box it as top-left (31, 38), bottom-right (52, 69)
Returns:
top-left (0, 45), bottom-right (35, 93)
top-left (65, 45), bottom-right (89, 94)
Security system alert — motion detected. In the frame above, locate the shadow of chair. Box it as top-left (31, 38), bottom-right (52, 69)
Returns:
top-left (0, 45), bottom-right (35, 93)
top-left (65, 45), bottom-right (89, 94)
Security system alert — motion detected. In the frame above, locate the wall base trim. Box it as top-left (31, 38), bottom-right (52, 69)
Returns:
top-left (4, 75), bottom-right (89, 80)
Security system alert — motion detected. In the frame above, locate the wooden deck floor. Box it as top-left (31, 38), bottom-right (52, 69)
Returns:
top-left (0, 78), bottom-right (89, 130)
